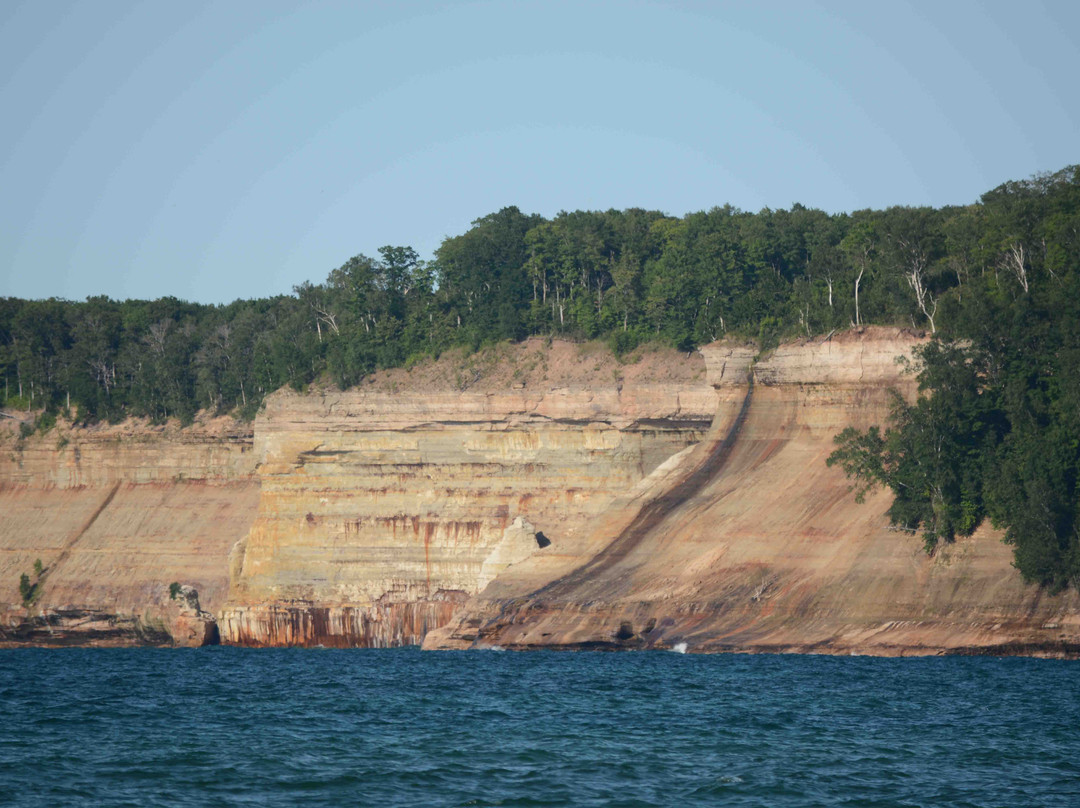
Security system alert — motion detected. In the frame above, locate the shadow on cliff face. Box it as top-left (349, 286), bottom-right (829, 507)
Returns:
top-left (528, 373), bottom-right (754, 603)
top-left (2, 609), bottom-right (176, 647)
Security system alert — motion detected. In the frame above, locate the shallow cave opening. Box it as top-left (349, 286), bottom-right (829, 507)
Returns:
top-left (534, 531), bottom-right (551, 548)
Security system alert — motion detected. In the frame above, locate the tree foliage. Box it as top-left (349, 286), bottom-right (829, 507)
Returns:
top-left (829, 166), bottom-right (1080, 590)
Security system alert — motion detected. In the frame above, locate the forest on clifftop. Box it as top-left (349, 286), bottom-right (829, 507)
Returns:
top-left (3, 165), bottom-right (1079, 589)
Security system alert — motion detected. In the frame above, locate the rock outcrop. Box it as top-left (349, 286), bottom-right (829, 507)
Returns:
top-left (0, 417), bottom-right (257, 646)
top-left (3, 332), bottom-right (1078, 654)
top-left (425, 329), bottom-right (1080, 656)
top-left (218, 352), bottom-right (715, 646)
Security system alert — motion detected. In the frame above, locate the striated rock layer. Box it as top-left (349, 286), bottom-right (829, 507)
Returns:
top-left (0, 419), bottom-right (257, 646)
top-left (219, 361), bottom-right (716, 646)
top-left (425, 328), bottom-right (1080, 657)
top-left (4, 331), bottom-right (1079, 654)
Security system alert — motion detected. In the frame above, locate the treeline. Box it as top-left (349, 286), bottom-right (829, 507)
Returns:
top-left (0, 295), bottom-right (316, 424)
top-left (0, 165), bottom-right (1076, 418)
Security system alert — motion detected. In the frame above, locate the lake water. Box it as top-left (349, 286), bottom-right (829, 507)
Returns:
top-left (1, 648), bottom-right (1077, 807)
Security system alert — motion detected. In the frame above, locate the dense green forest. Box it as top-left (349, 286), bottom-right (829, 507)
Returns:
top-left (3, 166), bottom-right (1079, 588)
top-left (823, 165), bottom-right (1080, 591)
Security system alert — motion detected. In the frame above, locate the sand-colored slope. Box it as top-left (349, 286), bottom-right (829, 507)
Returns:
top-left (0, 418), bottom-right (257, 646)
top-left (426, 329), bottom-right (1080, 656)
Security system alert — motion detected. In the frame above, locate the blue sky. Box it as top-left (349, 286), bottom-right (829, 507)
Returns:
top-left (1, 0), bottom-right (1077, 304)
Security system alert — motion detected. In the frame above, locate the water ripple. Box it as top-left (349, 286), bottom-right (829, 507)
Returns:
top-left (0, 649), bottom-right (1078, 807)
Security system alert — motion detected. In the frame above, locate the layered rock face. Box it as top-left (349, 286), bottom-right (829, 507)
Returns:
top-left (426, 328), bottom-right (1080, 656)
top-left (4, 331), bottom-right (1078, 654)
top-left (219, 373), bottom-right (716, 646)
top-left (0, 420), bottom-right (257, 646)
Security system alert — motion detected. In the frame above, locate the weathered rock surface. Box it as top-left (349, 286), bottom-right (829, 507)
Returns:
top-left (425, 328), bottom-right (1080, 656)
top-left (4, 332), bottom-right (1078, 655)
top-left (219, 353), bottom-right (716, 646)
top-left (0, 418), bottom-right (257, 646)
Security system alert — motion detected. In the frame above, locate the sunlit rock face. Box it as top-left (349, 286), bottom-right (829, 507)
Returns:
top-left (5, 331), bottom-right (1078, 654)
top-left (425, 328), bottom-right (1080, 657)
top-left (0, 419), bottom-right (257, 646)
top-left (219, 373), bottom-right (717, 647)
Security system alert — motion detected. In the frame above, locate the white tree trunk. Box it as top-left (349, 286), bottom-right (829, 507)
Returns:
top-left (854, 267), bottom-right (864, 326)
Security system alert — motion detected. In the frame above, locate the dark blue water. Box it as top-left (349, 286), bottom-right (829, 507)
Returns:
top-left (1, 649), bottom-right (1077, 807)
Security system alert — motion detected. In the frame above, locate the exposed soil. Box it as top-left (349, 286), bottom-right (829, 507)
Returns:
top-left (0, 409), bottom-right (252, 445)
top-left (355, 338), bottom-right (709, 393)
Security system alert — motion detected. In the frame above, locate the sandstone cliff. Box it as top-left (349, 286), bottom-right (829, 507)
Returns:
top-left (0, 416), bottom-right (257, 646)
top-left (425, 329), bottom-right (1080, 656)
top-left (3, 332), bottom-right (1078, 654)
top-left (219, 341), bottom-right (714, 646)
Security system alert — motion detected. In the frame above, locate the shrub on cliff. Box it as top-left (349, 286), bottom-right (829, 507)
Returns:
top-left (18, 559), bottom-right (46, 607)
top-left (18, 572), bottom-right (39, 607)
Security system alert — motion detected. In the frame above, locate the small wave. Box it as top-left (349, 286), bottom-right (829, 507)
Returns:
top-left (671, 642), bottom-right (688, 654)
top-left (688, 774), bottom-right (746, 796)
top-left (476, 644), bottom-right (505, 652)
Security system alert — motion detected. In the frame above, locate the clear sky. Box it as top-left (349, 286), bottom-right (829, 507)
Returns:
top-left (1, 1), bottom-right (1077, 304)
